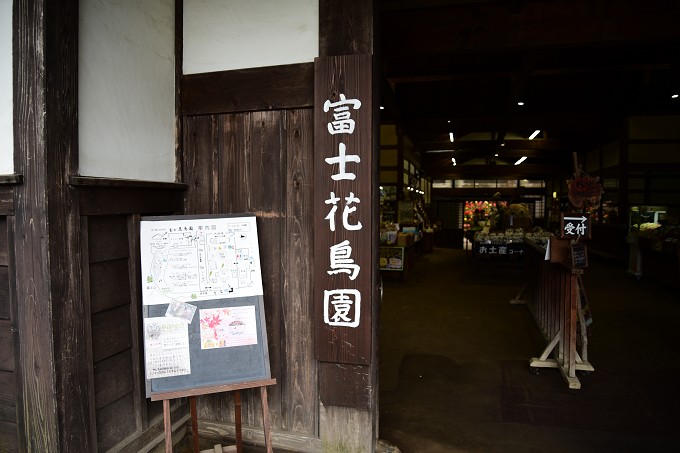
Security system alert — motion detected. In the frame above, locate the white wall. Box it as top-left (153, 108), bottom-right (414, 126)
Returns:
top-left (183, 0), bottom-right (318, 74)
top-left (0, 0), bottom-right (12, 174)
top-left (79, 0), bottom-right (176, 182)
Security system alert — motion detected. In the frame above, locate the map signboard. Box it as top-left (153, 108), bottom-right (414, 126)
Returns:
top-left (139, 214), bottom-right (271, 398)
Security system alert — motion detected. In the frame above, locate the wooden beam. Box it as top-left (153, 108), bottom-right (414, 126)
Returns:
top-left (181, 63), bottom-right (314, 115)
top-left (13, 0), bottom-right (95, 449)
top-left (425, 163), bottom-right (566, 179)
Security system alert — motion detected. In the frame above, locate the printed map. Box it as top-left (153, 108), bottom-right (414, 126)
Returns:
top-left (140, 216), bottom-right (263, 305)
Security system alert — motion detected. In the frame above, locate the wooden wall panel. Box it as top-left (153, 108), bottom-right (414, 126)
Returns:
top-left (0, 214), bottom-right (16, 451)
top-left (94, 350), bottom-right (135, 410)
top-left (89, 259), bottom-right (132, 314)
top-left (0, 419), bottom-right (18, 452)
top-left (181, 63), bottom-right (314, 116)
top-left (0, 217), bottom-right (8, 321)
top-left (0, 371), bottom-right (15, 411)
top-left (281, 109), bottom-right (316, 434)
top-left (0, 187), bottom-right (14, 216)
top-left (0, 320), bottom-right (13, 372)
top-left (0, 267), bottom-right (8, 321)
top-left (95, 392), bottom-right (137, 452)
top-left (244, 111), bottom-right (285, 427)
top-left (87, 215), bottom-right (130, 263)
top-left (91, 304), bottom-right (133, 363)
top-left (183, 115), bottom-right (218, 214)
top-left (186, 109), bottom-right (316, 436)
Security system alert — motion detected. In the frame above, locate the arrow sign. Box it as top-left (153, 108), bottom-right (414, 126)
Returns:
top-left (560, 213), bottom-right (591, 239)
top-left (564, 216), bottom-right (587, 222)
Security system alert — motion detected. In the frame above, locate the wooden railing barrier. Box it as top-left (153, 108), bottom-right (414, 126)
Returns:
top-left (512, 237), bottom-right (594, 389)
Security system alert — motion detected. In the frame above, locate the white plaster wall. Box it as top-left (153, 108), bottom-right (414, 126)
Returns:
top-left (183, 0), bottom-right (318, 74)
top-left (0, 0), bottom-right (12, 174)
top-left (79, 0), bottom-right (176, 182)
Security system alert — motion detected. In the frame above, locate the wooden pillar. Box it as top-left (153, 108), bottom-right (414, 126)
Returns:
top-left (13, 0), bottom-right (93, 450)
top-left (316, 1), bottom-right (379, 452)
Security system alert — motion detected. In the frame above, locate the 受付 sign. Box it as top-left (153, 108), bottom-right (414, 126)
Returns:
top-left (560, 213), bottom-right (591, 240)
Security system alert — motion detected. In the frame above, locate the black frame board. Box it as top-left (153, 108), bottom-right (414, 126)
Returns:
top-left (139, 213), bottom-right (271, 399)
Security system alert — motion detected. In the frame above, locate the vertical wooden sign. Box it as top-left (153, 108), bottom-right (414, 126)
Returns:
top-left (314, 55), bottom-right (374, 365)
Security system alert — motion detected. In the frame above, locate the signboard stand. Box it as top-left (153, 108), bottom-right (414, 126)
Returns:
top-left (155, 380), bottom-right (276, 453)
top-left (139, 214), bottom-right (275, 452)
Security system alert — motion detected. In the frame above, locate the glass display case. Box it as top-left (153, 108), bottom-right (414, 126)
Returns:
top-left (627, 206), bottom-right (679, 283)
top-left (628, 205), bottom-right (667, 239)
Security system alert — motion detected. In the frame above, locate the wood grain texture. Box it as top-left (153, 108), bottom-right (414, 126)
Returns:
top-left (95, 392), bottom-right (138, 452)
top-left (13, 0), bottom-right (71, 449)
top-left (93, 350), bottom-right (135, 410)
top-left (318, 363), bottom-right (371, 410)
top-left (313, 55), bottom-right (375, 365)
top-left (319, 0), bottom-right (375, 56)
top-left (185, 109), bottom-right (317, 436)
top-left (181, 63), bottom-right (314, 116)
top-left (183, 115), bottom-right (218, 214)
top-left (78, 185), bottom-right (185, 216)
top-left (89, 259), bottom-right (133, 314)
top-left (91, 304), bottom-right (133, 363)
top-left (0, 188), bottom-right (13, 216)
top-left (0, 320), bottom-right (14, 373)
top-left (281, 108), bottom-right (317, 435)
top-left (0, 419), bottom-right (18, 452)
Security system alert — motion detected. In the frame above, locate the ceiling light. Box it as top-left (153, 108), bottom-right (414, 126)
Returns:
top-left (379, 106), bottom-right (385, 110)
top-left (514, 156), bottom-right (527, 165)
top-left (449, 132), bottom-right (455, 142)
top-left (529, 130), bottom-right (541, 140)
top-left (672, 94), bottom-right (679, 99)
top-left (451, 158), bottom-right (457, 166)
top-left (517, 101), bottom-right (525, 106)
top-left (494, 153), bottom-right (499, 157)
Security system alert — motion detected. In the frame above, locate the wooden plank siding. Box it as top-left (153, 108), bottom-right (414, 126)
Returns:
top-left (183, 108), bottom-right (317, 438)
top-left (0, 199), bottom-right (19, 452)
top-left (74, 183), bottom-right (185, 451)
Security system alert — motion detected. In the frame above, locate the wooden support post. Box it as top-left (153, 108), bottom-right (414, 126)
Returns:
top-left (164, 399), bottom-right (173, 453)
top-left (234, 390), bottom-right (242, 453)
top-left (191, 396), bottom-right (199, 453)
top-left (261, 386), bottom-right (273, 453)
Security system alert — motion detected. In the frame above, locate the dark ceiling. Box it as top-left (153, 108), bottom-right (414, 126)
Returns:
top-left (378, 0), bottom-right (680, 179)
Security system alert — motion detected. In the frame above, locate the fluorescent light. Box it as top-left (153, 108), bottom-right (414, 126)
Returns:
top-left (673, 94), bottom-right (679, 99)
top-left (514, 156), bottom-right (527, 165)
top-left (451, 157), bottom-right (457, 166)
top-left (529, 130), bottom-right (540, 140)
top-left (449, 132), bottom-right (454, 142)
top-left (517, 101), bottom-right (525, 106)
top-left (494, 153), bottom-right (499, 157)
top-left (379, 106), bottom-right (385, 110)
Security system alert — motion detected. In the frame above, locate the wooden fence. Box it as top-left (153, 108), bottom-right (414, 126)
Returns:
top-left (514, 238), bottom-right (594, 389)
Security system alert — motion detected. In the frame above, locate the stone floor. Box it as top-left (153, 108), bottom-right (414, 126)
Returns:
top-left (183, 247), bottom-right (679, 452)
top-left (378, 248), bottom-right (680, 452)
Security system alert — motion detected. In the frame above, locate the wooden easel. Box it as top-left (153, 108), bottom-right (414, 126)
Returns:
top-left (154, 378), bottom-right (277, 453)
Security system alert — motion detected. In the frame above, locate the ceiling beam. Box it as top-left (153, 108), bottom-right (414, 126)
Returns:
top-left (425, 163), bottom-right (567, 179)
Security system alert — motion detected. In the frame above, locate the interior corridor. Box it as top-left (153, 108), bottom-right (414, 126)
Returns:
top-left (378, 247), bottom-right (680, 453)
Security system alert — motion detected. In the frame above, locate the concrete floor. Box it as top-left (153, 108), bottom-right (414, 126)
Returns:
top-left (378, 248), bottom-right (680, 452)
